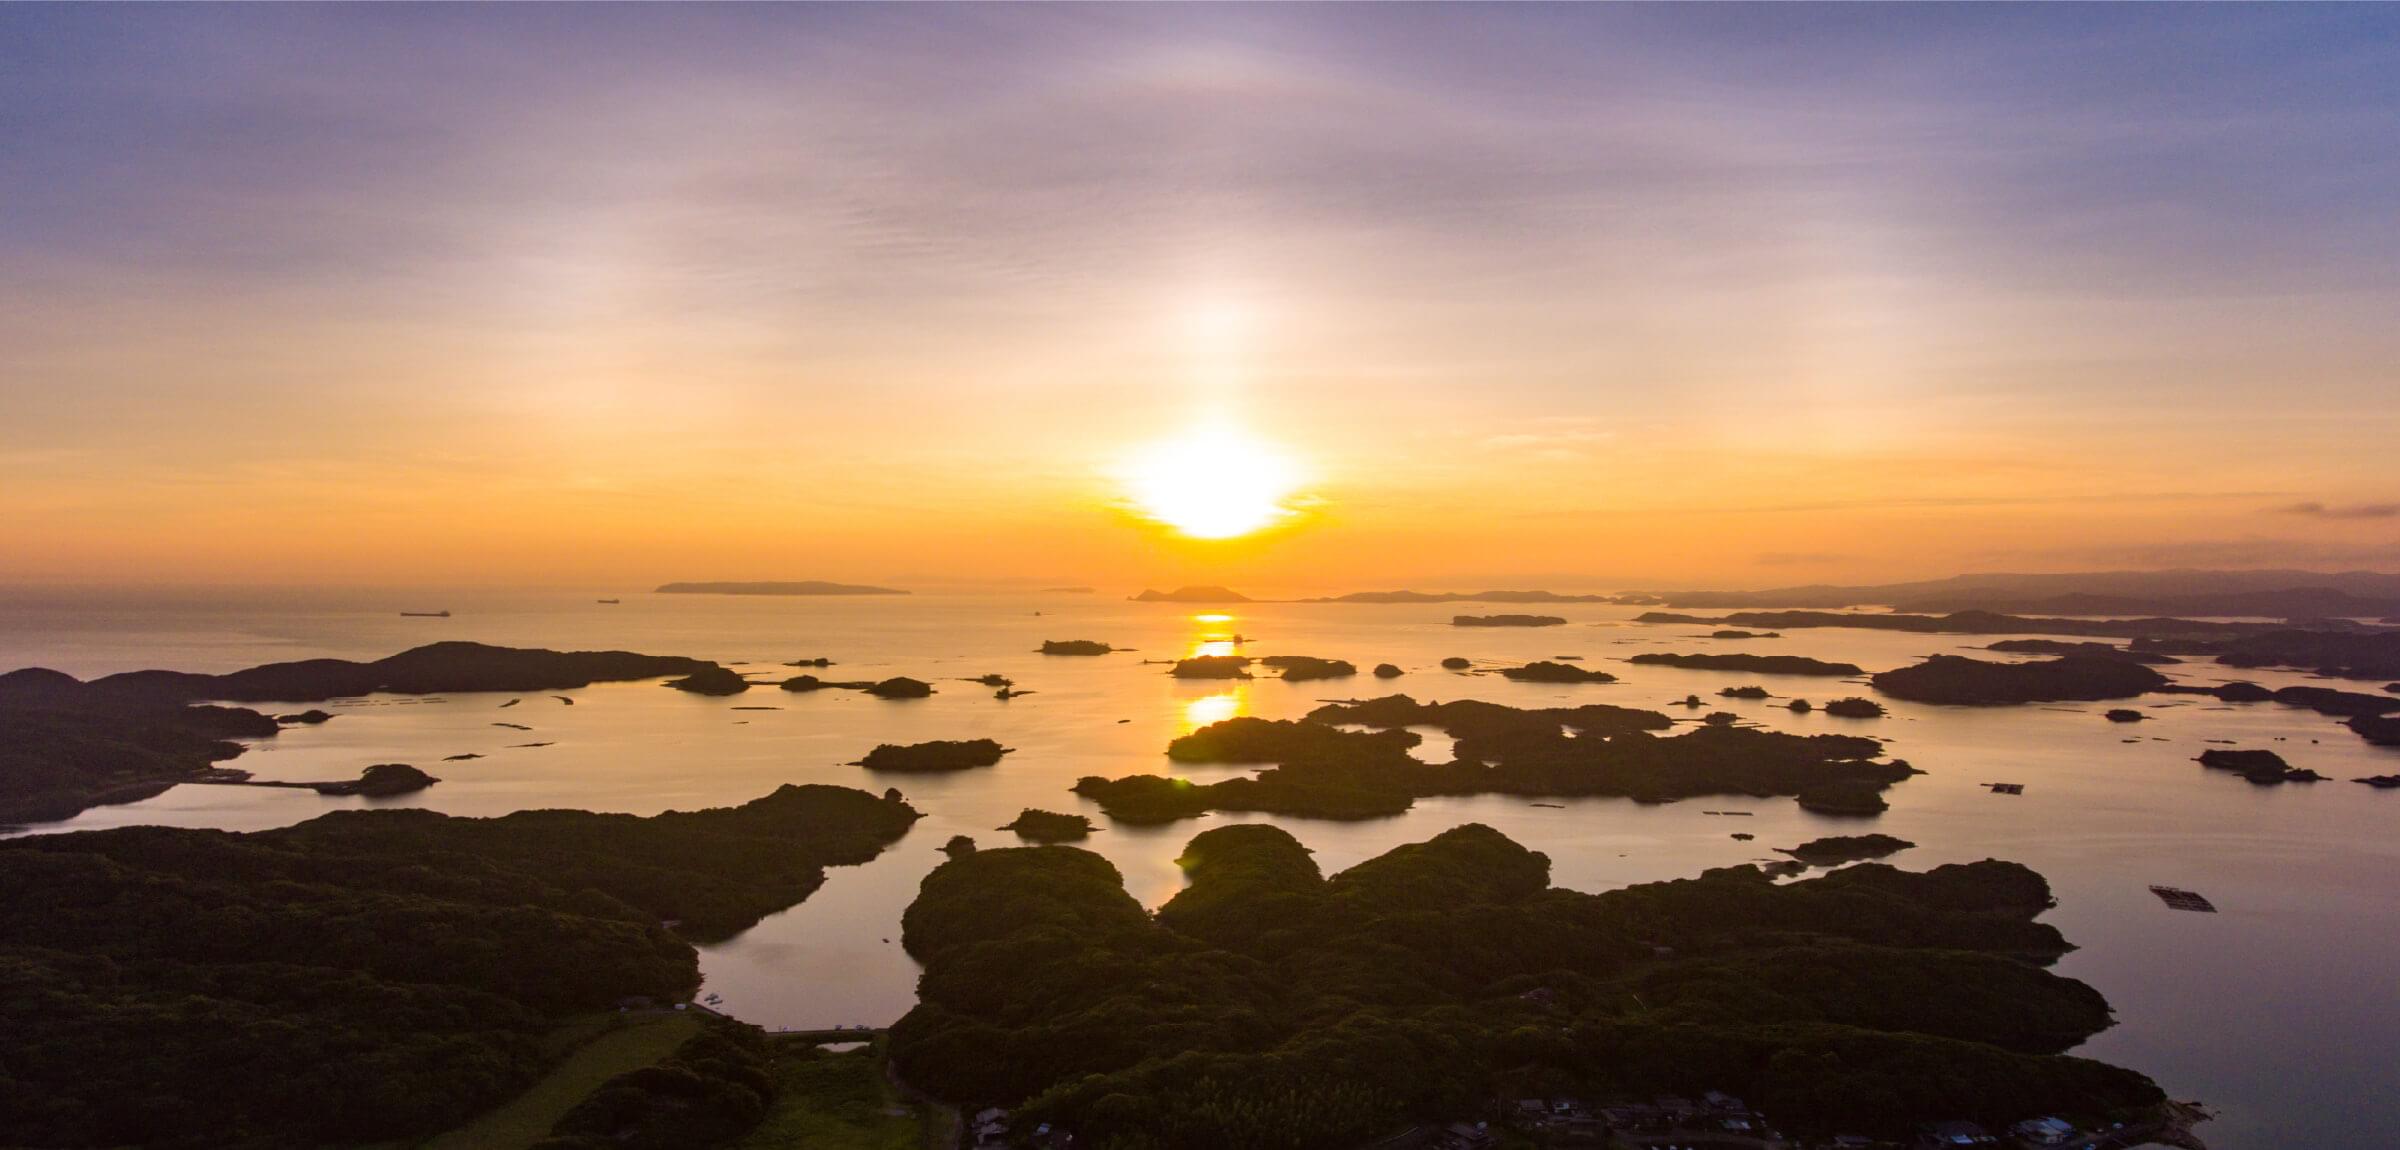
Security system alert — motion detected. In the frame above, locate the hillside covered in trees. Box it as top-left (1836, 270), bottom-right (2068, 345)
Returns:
top-left (0, 643), bottom-right (717, 824)
top-left (0, 784), bottom-right (918, 1149)
top-left (891, 825), bottom-right (2160, 1148)
top-left (1072, 695), bottom-right (1917, 823)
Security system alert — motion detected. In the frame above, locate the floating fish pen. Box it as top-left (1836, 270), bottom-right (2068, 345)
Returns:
top-left (2150, 885), bottom-right (2218, 913)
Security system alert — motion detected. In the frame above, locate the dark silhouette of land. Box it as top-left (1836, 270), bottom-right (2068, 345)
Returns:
top-left (1628, 652), bottom-right (1864, 676)
top-left (0, 784), bottom-right (918, 1148)
top-left (1871, 656), bottom-right (2168, 705)
top-left (198, 761), bottom-right (440, 797)
top-left (1038, 639), bottom-right (1116, 655)
top-left (1304, 589), bottom-right (1637, 604)
top-left (1168, 655), bottom-right (1254, 679)
top-left (999, 808), bottom-right (1093, 842)
top-left (779, 674), bottom-right (937, 698)
top-left (1259, 655), bottom-right (1357, 681)
top-left (1638, 609), bottom-right (2277, 640)
top-left (1986, 639), bottom-right (2179, 664)
top-left (1777, 833), bottom-right (1915, 865)
top-left (655, 581), bottom-right (908, 595)
top-left (891, 824), bottom-right (2161, 1145)
top-left (1071, 697), bottom-right (1913, 823)
top-left (0, 643), bottom-right (715, 824)
top-left (666, 666), bottom-right (756, 695)
top-left (1498, 660), bottom-right (1618, 683)
top-left (854, 739), bottom-right (1011, 772)
top-left (1131, 585), bottom-right (1250, 602)
top-left (1634, 568), bottom-right (2400, 613)
top-left (2196, 748), bottom-right (2328, 785)
top-left (1454, 613), bottom-right (1567, 627)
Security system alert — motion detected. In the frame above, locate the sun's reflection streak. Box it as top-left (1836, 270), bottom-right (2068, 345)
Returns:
top-left (1185, 611), bottom-right (1246, 658)
top-left (1181, 689), bottom-right (1246, 732)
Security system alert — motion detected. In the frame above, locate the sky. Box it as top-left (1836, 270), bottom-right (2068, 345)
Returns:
top-left (4, 5), bottom-right (2398, 593)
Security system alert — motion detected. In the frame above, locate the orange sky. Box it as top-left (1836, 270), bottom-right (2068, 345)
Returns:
top-left (4, 7), bottom-right (2396, 592)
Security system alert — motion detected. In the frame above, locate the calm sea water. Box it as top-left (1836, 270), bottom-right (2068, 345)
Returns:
top-left (3, 588), bottom-right (2395, 1148)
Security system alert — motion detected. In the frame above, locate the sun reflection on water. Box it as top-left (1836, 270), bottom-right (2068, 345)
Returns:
top-left (1181, 690), bottom-right (1245, 731)
top-left (1186, 611), bottom-right (1243, 658)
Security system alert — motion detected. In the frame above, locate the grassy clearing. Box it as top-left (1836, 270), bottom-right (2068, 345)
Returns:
top-left (728, 1040), bottom-right (936, 1150)
top-left (416, 1012), bottom-right (703, 1150)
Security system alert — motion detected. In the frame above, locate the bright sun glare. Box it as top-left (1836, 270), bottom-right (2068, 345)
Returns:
top-left (1119, 423), bottom-right (1306, 539)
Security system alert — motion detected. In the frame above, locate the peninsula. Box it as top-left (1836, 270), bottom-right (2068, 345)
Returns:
top-left (0, 784), bottom-right (919, 1148)
top-left (0, 643), bottom-right (717, 824)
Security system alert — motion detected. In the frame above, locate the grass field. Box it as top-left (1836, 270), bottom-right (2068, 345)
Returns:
top-left (728, 1040), bottom-right (937, 1150)
top-left (415, 1012), bottom-right (703, 1150)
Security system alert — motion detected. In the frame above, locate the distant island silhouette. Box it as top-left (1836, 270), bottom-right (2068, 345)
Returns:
top-left (1131, 585), bottom-right (1250, 603)
top-left (1634, 568), bottom-right (2400, 614)
top-left (1453, 613), bottom-right (1567, 627)
top-left (655, 580), bottom-right (907, 595)
top-left (1303, 589), bottom-right (1638, 604)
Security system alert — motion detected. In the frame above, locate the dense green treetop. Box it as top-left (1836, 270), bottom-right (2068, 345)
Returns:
top-left (892, 824), bottom-right (2157, 1149)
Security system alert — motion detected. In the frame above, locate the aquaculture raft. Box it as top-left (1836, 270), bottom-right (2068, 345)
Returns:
top-left (2149, 885), bottom-right (2218, 913)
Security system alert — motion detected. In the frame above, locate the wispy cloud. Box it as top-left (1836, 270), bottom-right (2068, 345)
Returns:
top-left (2274, 501), bottom-right (2400, 519)
top-left (1480, 422), bottom-right (1616, 462)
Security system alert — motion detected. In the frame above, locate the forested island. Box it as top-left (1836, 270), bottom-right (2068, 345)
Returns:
top-left (1039, 639), bottom-right (1116, 655)
top-left (890, 825), bottom-right (2162, 1147)
top-left (1777, 833), bottom-right (1915, 865)
top-left (2181, 628), bottom-right (2400, 680)
top-left (1259, 654), bottom-right (1357, 681)
top-left (1071, 696), bottom-right (1914, 823)
top-left (1454, 613), bottom-right (1567, 627)
top-left (1499, 660), bottom-right (1618, 683)
top-left (0, 784), bottom-right (919, 1148)
top-left (1001, 808), bottom-right (1095, 842)
top-left (855, 738), bottom-right (1012, 772)
top-left (1627, 652), bottom-right (1864, 676)
top-left (1987, 639), bottom-right (2179, 663)
top-left (1871, 655), bottom-right (2169, 705)
top-left (0, 643), bottom-right (717, 824)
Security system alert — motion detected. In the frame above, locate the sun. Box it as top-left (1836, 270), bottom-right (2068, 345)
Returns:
top-left (1117, 422), bottom-right (1306, 539)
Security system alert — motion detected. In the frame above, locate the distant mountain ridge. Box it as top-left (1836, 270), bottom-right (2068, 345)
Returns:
top-left (656, 580), bottom-right (907, 596)
top-left (1643, 569), bottom-right (2400, 615)
top-left (1302, 589), bottom-right (1637, 604)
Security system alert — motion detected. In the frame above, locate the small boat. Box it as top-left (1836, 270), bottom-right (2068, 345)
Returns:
top-left (597, 598), bottom-right (620, 604)
top-left (400, 610), bottom-right (451, 617)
